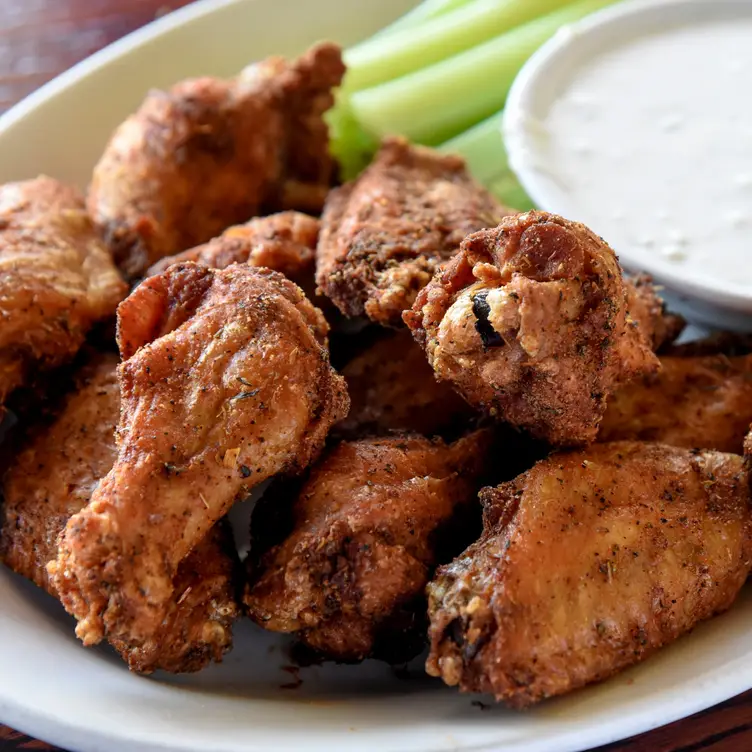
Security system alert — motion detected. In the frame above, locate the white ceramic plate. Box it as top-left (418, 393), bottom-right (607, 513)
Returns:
top-left (503, 0), bottom-right (752, 331)
top-left (0, 1), bottom-right (750, 751)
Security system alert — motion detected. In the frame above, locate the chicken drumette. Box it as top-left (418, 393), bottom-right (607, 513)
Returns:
top-left (316, 137), bottom-right (510, 326)
top-left (0, 177), bottom-right (126, 411)
top-left (404, 211), bottom-right (662, 446)
top-left (600, 353), bottom-right (752, 453)
top-left (427, 442), bottom-right (752, 707)
top-left (245, 431), bottom-right (492, 663)
top-left (49, 263), bottom-right (348, 651)
top-left (0, 352), bottom-right (239, 673)
top-left (88, 43), bottom-right (344, 279)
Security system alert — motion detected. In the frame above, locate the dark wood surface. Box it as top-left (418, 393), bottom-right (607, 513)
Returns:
top-left (0, 1), bottom-right (749, 750)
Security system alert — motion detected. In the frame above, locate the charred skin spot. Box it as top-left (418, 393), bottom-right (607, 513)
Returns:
top-left (472, 291), bottom-right (504, 349)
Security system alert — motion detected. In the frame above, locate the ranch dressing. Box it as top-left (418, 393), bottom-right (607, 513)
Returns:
top-left (541, 17), bottom-right (752, 289)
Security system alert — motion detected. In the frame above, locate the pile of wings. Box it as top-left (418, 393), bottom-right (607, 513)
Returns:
top-left (1, 42), bottom-right (750, 708)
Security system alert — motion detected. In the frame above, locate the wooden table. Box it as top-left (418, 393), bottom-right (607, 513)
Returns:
top-left (0, 1), bottom-right (749, 750)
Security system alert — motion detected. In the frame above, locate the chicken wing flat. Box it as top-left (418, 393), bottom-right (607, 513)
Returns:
top-left (404, 211), bottom-right (660, 446)
top-left (600, 354), bottom-right (752, 453)
top-left (88, 43), bottom-right (344, 279)
top-left (147, 211), bottom-right (319, 283)
top-left (0, 352), bottom-right (240, 673)
top-left (49, 263), bottom-right (348, 650)
top-left (334, 328), bottom-right (475, 439)
top-left (245, 431), bottom-right (492, 663)
top-left (0, 177), bottom-right (126, 409)
top-left (427, 442), bottom-right (752, 707)
top-left (316, 137), bottom-right (509, 326)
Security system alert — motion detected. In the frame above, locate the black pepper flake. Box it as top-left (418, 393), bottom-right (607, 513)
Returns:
top-left (239, 465), bottom-right (252, 478)
top-left (471, 701), bottom-right (491, 711)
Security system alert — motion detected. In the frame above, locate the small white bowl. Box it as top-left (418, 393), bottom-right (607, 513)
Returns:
top-left (503, 0), bottom-right (752, 331)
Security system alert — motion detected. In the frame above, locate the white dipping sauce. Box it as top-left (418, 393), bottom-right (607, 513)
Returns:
top-left (543, 17), bottom-right (752, 289)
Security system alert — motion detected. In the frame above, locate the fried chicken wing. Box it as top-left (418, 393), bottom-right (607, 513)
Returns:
top-left (0, 177), bottom-right (126, 410)
top-left (245, 431), bottom-right (492, 663)
top-left (600, 354), bottom-right (752, 453)
top-left (404, 211), bottom-right (660, 446)
top-left (0, 352), bottom-right (240, 673)
top-left (427, 442), bottom-right (752, 707)
top-left (626, 274), bottom-right (685, 350)
top-left (49, 263), bottom-right (348, 651)
top-left (664, 332), bottom-right (752, 358)
top-left (147, 211), bottom-right (319, 285)
top-left (334, 328), bottom-right (476, 439)
top-left (88, 43), bottom-right (344, 279)
top-left (316, 137), bottom-right (509, 326)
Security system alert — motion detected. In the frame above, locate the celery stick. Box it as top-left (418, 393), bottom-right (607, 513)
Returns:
top-left (326, 93), bottom-right (379, 181)
top-left (366, 0), bottom-right (475, 42)
top-left (349, 0), bottom-right (619, 144)
top-left (345, 0), bottom-right (575, 91)
top-left (439, 115), bottom-right (532, 206)
top-left (489, 171), bottom-right (535, 211)
top-left (438, 111), bottom-right (508, 184)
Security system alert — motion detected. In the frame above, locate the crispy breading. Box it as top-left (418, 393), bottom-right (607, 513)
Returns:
top-left (626, 274), bottom-right (684, 350)
top-left (426, 442), bottom-right (752, 707)
top-left (600, 354), bottom-right (752, 453)
top-left (334, 328), bottom-right (475, 439)
top-left (147, 211), bottom-right (318, 281)
top-left (0, 352), bottom-right (239, 673)
top-left (404, 211), bottom-right (660, 446)
top-left (245, 431), bottom-right (492, 663)
top-left (88, 43), bottom-right (344, 279)
top-left (316, 138), bottom-right (509, 326)
top-left (0, 177), bottom-right (126, 410)
top-left (49, 263), bottom-right (348, 651)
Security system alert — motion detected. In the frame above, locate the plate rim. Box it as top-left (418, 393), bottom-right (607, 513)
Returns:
top-left (0, 0), bottom-right (751, 750)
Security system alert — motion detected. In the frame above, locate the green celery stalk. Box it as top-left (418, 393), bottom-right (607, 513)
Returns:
top-left (364, 0), bottom-right (475, 42)
top-left (439, 114), bottom-right (533, 208)
top-left (344, 0), bottom-right (575, 91)
top-left (438, 111), bottom-right (508, 184)
top-left (349, 0), bottom-right (620, 145)
top-left (489, 171), bottom-right (535, 211)
top-left (325, 92), bottom-right (379, 181)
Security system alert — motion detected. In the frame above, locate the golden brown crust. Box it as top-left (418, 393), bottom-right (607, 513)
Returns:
top-left (88, 43), bottom-right (344, 279)
top-left (1, 353), bottom-right (120, 594)
top-left (245, 431), bottom-right (492, 663)
top-left (625, 274), bottom-right (685, 350)
top-left (316, 137), bottom-right (509, 326)
top-left (49, 263), bottom-right (348, 651)
top-left (110, 522), bottom-right (239, 674)
top-left (334, 328), bottom-right (476, 439)
top-left (426, 442), bottom-right (752, 707)
top-left (147, 211), bottom-right (319, 281)
top-left (0, 176), bottom-right (127, 407)
top-left (600, 354), bottom-right (752, 453)
top-left (404, 211), bottom-right (660, 446)
top-left (0, 352), bottom-right (239, 674)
